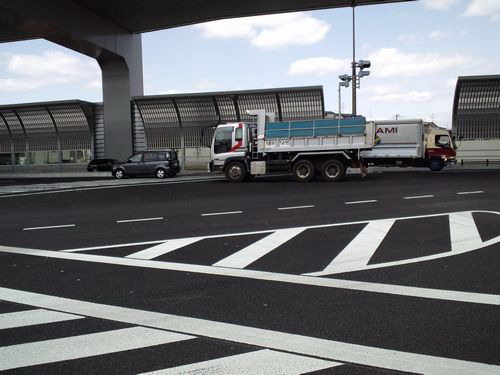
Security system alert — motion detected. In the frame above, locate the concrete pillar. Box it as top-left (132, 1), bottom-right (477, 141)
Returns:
top-left (98, 36), bottom-right (143, 160)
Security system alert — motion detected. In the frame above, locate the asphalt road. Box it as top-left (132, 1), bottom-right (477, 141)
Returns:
top-left (0, 170), bottom-right (499, 374)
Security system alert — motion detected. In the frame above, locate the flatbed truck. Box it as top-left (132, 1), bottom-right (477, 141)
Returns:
top-left (209, 110), bottom-right (375, 182)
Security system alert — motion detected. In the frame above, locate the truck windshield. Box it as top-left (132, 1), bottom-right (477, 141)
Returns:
top-left (436, 135), bottom-right (452, 148)
top-left (214, 128), bottom-right (233, 154)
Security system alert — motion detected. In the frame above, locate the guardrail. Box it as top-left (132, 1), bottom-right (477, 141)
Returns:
top-left (459, 159), bottom-right (500, 166)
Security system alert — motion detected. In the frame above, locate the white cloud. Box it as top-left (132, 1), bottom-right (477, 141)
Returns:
top-left (446, 78), bottom-right (457, 87)
top-left (159, 89), bottom-right (183, 95)
top-left (464, 0), bottom-right (500, 21)
top-left (421, 0), bottom-right (459, 10)
top-left (397, 32), bottom-right (424, 44)
top-left (288, 57), bottom-right (349, 76)
top-left (193, 79), bottom-right (218, 91)
top-left (197, 13), bottom-right (329, 49)
top-left (365, 84), bottom-right (432, 103)
top-left (429, 30), bottom-right (451, 40)
top-left (0, 51), bottom-right (100, 92)
top-left (0, 78), bottom-right (46, 92)
top-left (371, 90), bottom-right (433, 103)
top-left (368, 47), bottom-right (485, 78)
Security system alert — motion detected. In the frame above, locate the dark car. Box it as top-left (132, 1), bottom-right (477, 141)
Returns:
top-left (112, 150), bottom-right (180, 179)
top-left (87, 159), bottom-right (119, 172)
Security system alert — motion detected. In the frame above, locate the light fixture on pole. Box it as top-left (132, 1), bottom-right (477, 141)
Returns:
top-left (356, 59), bottom-right (371, 89)
top-left (338, 74), bottom-right (352, 134)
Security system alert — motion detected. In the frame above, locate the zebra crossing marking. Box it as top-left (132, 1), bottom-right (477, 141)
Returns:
top-left (1, 243), bottom-right (499, 306)
top-left (0, 287), bottom-right (498, 375)
top-left (141, 349), bottom-right (341, 375)
top-left (308, 219), bottom-right (395, 276)
top-left (0, 309), bottom-right (83, 330)
top-left (0, 326), bottom-right (193, 371)
top-left (213, 228), bottom-right (306, 269)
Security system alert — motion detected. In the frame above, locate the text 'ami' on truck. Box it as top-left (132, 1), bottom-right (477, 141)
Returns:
top-left (208, 110), bottom-right (457, 183)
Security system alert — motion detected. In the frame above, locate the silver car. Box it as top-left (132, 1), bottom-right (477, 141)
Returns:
top-left (112, 150), bottom-right (180, 179)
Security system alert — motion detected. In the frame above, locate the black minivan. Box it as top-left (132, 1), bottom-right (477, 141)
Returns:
top-left (87, 159), bottom-right (119, 172)
top-left (112, 150), bottom-right (180, 179)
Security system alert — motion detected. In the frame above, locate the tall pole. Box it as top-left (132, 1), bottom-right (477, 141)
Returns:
top-left (351, 5), bottom-right (357, 116)
top-left (338, 84), bottom-right (341, 135)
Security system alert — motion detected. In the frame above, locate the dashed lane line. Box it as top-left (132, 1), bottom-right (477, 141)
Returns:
top-left (116, 217), bottom-right (164, 223)
top-left (457, 190), bottom-right (484, 195)
top-left (403, 195), bottom-right (435, 200)
top-left (201, 211), bottom-right (243, 217)
top-left (344, 200), bottom-right (378, 205)
top-left (277, 205), bottom-right (315, 210)
top-left (23, 224), bottom-right (75, 231)
top-left (0, 287), bottom-right (497, 375)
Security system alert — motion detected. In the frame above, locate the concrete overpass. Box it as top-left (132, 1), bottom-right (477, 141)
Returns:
top-left (0, 0), bottom-right (413, 160)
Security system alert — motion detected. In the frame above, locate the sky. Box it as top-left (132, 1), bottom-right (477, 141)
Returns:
top-left (0, 0), bottom-right (499, 128)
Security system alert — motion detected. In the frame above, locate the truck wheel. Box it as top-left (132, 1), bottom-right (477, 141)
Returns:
top-left (225, 161), bottom-right (247, 182)
top-left (321, 159), bottom-right (345, 182)
top-left (292, 160), bottom-right (315, 182)
top-left (429, 158), bottom-right (444, 172)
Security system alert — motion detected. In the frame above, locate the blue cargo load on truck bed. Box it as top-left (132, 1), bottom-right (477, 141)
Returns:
top-left (265, 117), bottom-right (366, 138)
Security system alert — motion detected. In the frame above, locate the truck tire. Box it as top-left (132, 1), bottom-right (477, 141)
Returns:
top-left (225, 161), bottom-right (247, 182)
top-left (321, 159), bottom-right (345, 182)
top-left (292, 160), bottom-right (315, 182)
top-left (429, 158), bottom-right (444, 172)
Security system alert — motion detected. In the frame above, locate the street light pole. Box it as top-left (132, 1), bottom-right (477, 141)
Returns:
top-left (351, 5), bottom-right (357, 116)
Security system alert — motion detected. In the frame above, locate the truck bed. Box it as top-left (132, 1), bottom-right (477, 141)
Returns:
top-left (261, 117), bottom-right (375, 153)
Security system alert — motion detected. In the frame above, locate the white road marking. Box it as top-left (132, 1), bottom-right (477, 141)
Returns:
top-left (0, 177), bottom-right (224, 198)
top-left (62, 240), bottom-right (168, 253)
top-left (277, 205), bottom-right (315, 210)
top-left (449, 211), bottom-right (483, 253)
top-left (142, 349), bottom-right (341, 375)
top-left (23, 224), bottom-right (75, 231)
top-left (0, 287), bottom-right (497, 375)
top-left (344, 200), bottom-right (377, 205)
top-left (126, 237), bottom-right (202, 260)
top-left (0, 309), bottom-right (83, 330)
top-left (403, 195), bottom-right (435, 200)
top-left (116, 217), bottom-right (164, 223)
top-left (309, 219), bottom-right (395, 276)
top-left (1, 244), bottom-right (499, 306)
top-left (213, 228), bottom-right (305, 269)
top-left (61, 210), bottom-right (487, 253)
top-left (201, 211), bottom-right (243, 216)
top-left (0, 325), bottom-right (193, 371)
top-left (457, 191), bottom-right (484, 195)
